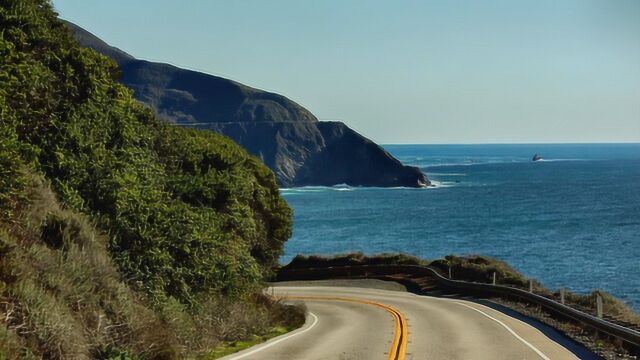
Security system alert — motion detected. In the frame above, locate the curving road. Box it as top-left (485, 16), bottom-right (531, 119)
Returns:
top-left (221, 281), bottom-right (600, 360)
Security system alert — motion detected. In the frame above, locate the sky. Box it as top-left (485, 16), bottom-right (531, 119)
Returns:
top-left (53, 0), bottom-right (640, 144)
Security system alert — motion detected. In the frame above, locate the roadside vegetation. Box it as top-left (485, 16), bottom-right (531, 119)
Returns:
top-left (283, 252), bottom-right (428, 269)
top-left (283, 252), bottom-right (640, 358)
top-left (432, 255), bottom-right (640, 327)
top-left (0, 1), bottom-right (303, 358)
top-left (198, 324), bottom-right (296, 360)
top-left (284, 253), bottom-right (640, 327)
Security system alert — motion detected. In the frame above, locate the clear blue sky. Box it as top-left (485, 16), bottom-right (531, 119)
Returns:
top-left (53, 0), bottom-right (640, 144)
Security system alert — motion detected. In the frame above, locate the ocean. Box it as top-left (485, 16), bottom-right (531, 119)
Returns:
top-left (280, 144), bottom-right (640, 310)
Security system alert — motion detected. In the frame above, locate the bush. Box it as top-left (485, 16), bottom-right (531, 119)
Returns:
top-left (0, 127), bottom-right (28, 223)
top-left (0, 175), bottom-right (300, 359)
top-left (430, 254), bottom-right (535, 289)
top-left (283, 252), bottom-right (427, 270)
top-left (0, 1), bottom-right (299, 358)
top-left (0, 0), bottom-right (291, 305)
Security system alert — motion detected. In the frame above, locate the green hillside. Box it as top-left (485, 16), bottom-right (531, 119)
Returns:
top-left (0, 1), bottom-right (301, 358)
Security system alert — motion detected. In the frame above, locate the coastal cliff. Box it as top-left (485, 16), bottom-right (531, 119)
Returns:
top-left (64, 21), bottom-right (429, 188)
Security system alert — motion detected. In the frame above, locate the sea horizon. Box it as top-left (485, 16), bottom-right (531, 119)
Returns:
top-left (380, 142), bottom-right (640, 146)
top-left (280, 143), bottom-right (640, 311)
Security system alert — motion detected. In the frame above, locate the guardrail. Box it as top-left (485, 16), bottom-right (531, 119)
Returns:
top-left (277, 264), bottom-right (640, 354)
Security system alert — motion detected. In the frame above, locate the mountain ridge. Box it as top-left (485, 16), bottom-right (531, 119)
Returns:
top-left (64, 20), bottom-right (429, 187)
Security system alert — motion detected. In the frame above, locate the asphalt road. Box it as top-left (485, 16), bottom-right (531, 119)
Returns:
top-left (221, 281), bottom-right (600, 360)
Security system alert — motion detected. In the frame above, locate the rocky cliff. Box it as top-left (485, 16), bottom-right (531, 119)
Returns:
top-left (65, 21), bottom-right (429, 187)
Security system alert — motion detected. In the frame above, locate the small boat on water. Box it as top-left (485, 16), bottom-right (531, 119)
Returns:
top-left (532, 153), bottom-right (542, 161)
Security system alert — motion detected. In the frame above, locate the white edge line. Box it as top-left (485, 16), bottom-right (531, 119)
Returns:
top-left (454, 301), bottom-right (551, 360)
top-left (224, 312), bottom-right (319, 360)
top-left (471, 300), bottom-right (564, 336)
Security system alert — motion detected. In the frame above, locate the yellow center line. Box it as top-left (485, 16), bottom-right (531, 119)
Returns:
top-left (282, 296), bottom-right (408, 360)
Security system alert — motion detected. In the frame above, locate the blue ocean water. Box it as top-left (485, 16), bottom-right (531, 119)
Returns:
top-left (280, 144), bottom-right (640, 310)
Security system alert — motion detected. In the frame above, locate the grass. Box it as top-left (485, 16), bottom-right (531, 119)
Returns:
top-left (430, 254), bottom-right (538, 289)
top-left (1, 177), bottom-right (173, 359)
top-left (563, 290), bottom-right (640, 326)
top-left (198, 326), bottom-right (292, 359)
top-left (435, 255), bottom-right (640, 326)
top-left (0, 176), bottom-right (305, 359)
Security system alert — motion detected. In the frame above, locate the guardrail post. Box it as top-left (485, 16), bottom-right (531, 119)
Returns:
top-left (448, 266), bottom-right (452, 279)
top-left (529, 280), bottom-right (533, 293)
top-left (596, 293), bottom-right (603, 319)
top-left (492, 272), bottom-right (496, 285)
top-left (560, 288), bottom-right (565, 305)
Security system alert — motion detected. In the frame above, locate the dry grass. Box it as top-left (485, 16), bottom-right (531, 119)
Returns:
top-left (433, 255), bottom-right (640, 326)
top-left (0, 176), bottom-right (304, 359)
top-left (0, 322), bottom-right (29, 360)
top-left (0, 178), bottom-right (170, 359)
top-left (283, 252), bottom-right (427, 270)
top-left (562, 290), bottom-right (640, 327)
top-left (430, 254), bottom-right (546, 290)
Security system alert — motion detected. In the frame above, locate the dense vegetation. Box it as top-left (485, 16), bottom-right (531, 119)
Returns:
top-left (0, 1), bottom-right (302, 358)
top-left (430, 254), bottom-right (533, 288)
top-left (283, 252), bottom-right (428, 269)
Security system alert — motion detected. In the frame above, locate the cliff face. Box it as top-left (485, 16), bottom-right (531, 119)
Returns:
top-left (195, 121), bottom-right (427, 187)
top-left (65, 21), bottom-right (429, 187)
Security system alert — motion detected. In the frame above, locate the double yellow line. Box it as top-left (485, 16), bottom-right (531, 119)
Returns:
top-left (283, 296), bottom-right (408, 360)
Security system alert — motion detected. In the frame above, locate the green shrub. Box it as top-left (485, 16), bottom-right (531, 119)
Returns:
top-left (0, 175), bottom-right (300, 359)
top-left (430, 254), bottom-right (534, 288)
top-left (283, 252), bottom-right (427, 270)
top-left (0, 126), bottom-right (28, 223)
top-left (95, 346), bottom-right (140, 360)
top-left (0, 0), bottom-right (291, 305)
top-left (562, 290), bottom-right (640, 326)
top-left (0, 1), bottom-right (299, 358)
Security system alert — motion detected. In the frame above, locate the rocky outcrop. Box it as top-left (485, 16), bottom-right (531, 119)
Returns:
top-left (65, 21), bottom-right (429, 187)
top-left (196, 121), bottom-right (427, 187)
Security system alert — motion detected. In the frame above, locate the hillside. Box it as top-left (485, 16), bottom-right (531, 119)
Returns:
top-left (63, 21), bottom-right (429, 188)
top-left (0, 1), bottom-right (301, 358)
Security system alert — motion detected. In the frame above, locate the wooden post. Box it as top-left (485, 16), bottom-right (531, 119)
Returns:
top-left (529, 280), bottom-right (533, 293)
top-left (448, 265), bottom-right (452, 279)
top-left (560, 288), bottom-right (565, 305)
top-left (596, 294), bottom-right (603, 319)
top-left (492, 272), bottom-right (496, 285)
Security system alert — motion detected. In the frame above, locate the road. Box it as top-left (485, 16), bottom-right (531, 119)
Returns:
top-left (221, 281), bottom-right (600, 360)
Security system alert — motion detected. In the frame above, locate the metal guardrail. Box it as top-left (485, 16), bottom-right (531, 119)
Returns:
top-left (277, 264), bottom-right (640, 353)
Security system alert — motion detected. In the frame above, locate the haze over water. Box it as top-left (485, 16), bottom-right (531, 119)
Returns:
top-left (281, 143), bottom-right (640, 310)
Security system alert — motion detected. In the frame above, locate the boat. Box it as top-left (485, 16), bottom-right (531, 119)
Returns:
top-left (532, 153), bottom-right (542, 161)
